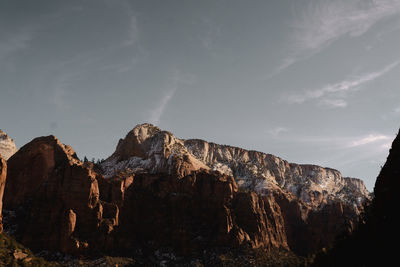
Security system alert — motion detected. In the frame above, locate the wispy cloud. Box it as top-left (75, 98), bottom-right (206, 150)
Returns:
top-left (149, 70), bottom-right (195, 125)
top-left (348, 134), bottom-right (392, 147)
top-left (269, 130), bottom-right (394, 150)
top-left (287, 61), bottom-right (399, 107)
top-left (268, 127), bottom-right (289, 137)
top-left (279, 0), bottom-right (400, 71)
top-left (122, 14), bottom-right (139, 47)
top-left (149, 87), bottom-right (177, 125)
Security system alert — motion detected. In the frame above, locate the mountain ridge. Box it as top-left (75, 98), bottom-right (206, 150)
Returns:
top-left (101, 123), bottom-right (370, 211)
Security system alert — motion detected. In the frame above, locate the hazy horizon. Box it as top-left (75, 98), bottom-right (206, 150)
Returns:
top-left (1, 0), bottom-right (400, 190)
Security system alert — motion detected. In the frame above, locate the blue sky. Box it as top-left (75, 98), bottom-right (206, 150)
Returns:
top-left (1, 0), bottom-right (400, 190)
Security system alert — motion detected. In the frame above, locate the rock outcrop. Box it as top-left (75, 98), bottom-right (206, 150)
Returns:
top-left (3, 136), bottom-right (118, 254)
top-left (0, 130), bottom-right (17, 160)
top-left (0, 156), bottom-right (6, 232)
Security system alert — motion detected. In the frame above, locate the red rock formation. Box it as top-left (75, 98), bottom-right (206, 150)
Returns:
top-left (2, 132), bottom-right (364, 258)
top-left (0, 156), bottom-right (6, 233)
top-left (115, 170), bottom-right (290, 255)
top-left (3, 136), bottom-right (118, 254)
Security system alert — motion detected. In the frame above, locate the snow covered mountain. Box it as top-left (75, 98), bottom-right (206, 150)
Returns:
top-left (101, 123), bottom-right (370, 211)
top-left (0, 130), bottom-right (17, 160)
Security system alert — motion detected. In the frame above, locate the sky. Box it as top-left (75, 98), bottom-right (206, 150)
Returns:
top-left (1, 0), bottom-right (400, 190)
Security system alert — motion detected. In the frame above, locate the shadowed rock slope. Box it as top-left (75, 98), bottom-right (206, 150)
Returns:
top-left (311, 128), bottom-right (400, 266)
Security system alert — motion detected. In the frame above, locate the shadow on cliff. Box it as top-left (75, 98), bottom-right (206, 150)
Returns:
top-left (310, 128), bottom-right (400, 267)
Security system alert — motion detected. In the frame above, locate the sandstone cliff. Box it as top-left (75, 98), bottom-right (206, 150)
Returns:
top-left (0, 156), bottom-right (6, 233)
top-left (102, 123), bottom-right (370, 212)
top-left (3, 136), bottom-right (118, 254)
top-left (0, 130), bottom-right (17, 160)
top-left (3, 135), bottom-right (291, 256)
top-left (100, 123), bottom-right (370, 255)
top-left (1, 125), bottom-right (372, 259)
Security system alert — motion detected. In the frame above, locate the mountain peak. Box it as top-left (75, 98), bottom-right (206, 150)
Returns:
top-left (131, 123), bottom-right (162, 142)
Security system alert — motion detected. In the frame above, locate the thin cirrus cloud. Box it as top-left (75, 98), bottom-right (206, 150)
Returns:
top-left (287, 60), bottom-right (399, 107)
top-left (148, 70), bottom-right (195, 125)
top-left (149, 87), bottom-right (178, 125)
top-left (348, 134), bottom-right (392, 148)
top-left (267, 127), bottom-right (289, 137)
top-left (279, 0), bottom-right (400, 71)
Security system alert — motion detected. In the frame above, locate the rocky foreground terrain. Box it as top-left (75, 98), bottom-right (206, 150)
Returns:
top-left (0, 125), bottom-right (373, 266)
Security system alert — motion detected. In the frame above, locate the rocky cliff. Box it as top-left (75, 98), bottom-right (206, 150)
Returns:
top-left (2, 135), bottom-right (291, 256)
top-left (3, 136), bottom-right (119, 254)
top-left (0, 130), bottom-right (17, 160)
top-left (100, 123), bottom-right (371, 255)
top-left (0, 156), bottom-right (6, 233)
top-left (102, 123), bottom-right (370, 212)
top-left (1, 124), bottom-right (372, 260)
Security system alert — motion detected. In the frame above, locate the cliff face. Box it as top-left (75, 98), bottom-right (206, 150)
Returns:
top-left (3, 136), bottom-right (118, 254)
top-left (0, 156), bottom-right (6, 233)
top-left (0, 130), bottom-right (17, 160)
top-left (1, 124), bottom-right (372, 258)
top-left (3, 135), bottom-right (293, 255)
top-left (103, 123), bottom-right (370, 212)
top-left (99, 123), bottom-right (371, 255)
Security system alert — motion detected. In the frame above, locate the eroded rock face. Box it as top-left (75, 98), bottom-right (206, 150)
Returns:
top-left (2, 126), bottom-right (369, 258)
top-left (3, 135), bottom-right (293, 255)
top-left (102, 124), bottom-right (370, 213)
top-left (0, 130), bottom-right (17, 160)
top-left (115, 170), bottom-right (290, 254)
top-left (0, 156), bottom-right (6, 232)
top-left (3, 136), bottom-right (118, 254)
top-left (97, 123), bottom-right (370, 255)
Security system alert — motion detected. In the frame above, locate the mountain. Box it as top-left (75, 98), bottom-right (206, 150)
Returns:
top-left (102, 123), bottom-right (370, 212)
top-left (0, 124), bottom-right (372, 265)
top-left (100, 123), bottom-right (371, 254)
top-left (0, 130), bottom-right (17, 160)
